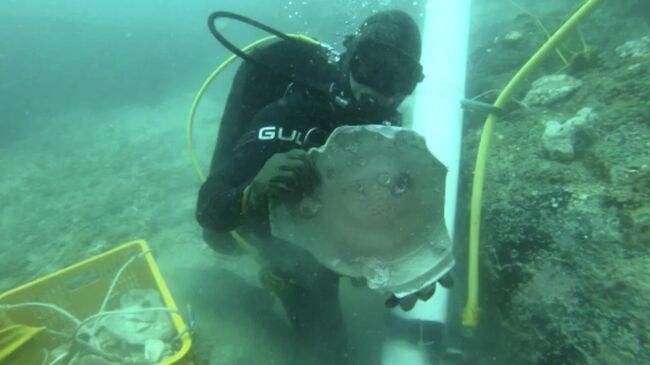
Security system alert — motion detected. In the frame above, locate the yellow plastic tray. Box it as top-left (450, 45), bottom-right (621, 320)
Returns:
top-left (0, 239), bottom-right (193, 365)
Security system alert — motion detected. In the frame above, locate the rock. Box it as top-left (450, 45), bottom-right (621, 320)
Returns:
top-left (616, 36), bottom-right (650, 58)
top-left (504, 30), bottom-right (524, 43)
top-left (523, 74), bottom-right (582, 106)
top-left (496, 30), bottom-right (525, 48)
top-left (542, 107), bottom-right (597, 161)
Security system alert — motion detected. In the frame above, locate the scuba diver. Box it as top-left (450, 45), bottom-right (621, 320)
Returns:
top-left (196, 9), bottom-right (442, 365)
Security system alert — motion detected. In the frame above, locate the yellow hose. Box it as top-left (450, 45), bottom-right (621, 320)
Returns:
top-left (187, 34), bottom-right (320, 183)
top-left (508, 0), bottom-right (571, 66)
top-left (186, 33), bottom-right (321, 259)
top-left (463, 0), bottom-right (605, 327)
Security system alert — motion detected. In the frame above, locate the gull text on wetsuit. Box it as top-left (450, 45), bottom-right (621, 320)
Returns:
top-left (258, 126), bottom-right (306, 146)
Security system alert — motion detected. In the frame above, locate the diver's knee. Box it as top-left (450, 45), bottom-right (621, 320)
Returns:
top-left (201, 228), bottom-right (243, 255)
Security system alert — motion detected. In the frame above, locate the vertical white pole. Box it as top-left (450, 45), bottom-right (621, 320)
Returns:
top-left (413, 0), bottom-right (470, 240)
top-left (409, 0), bottom-right (470, 321)
top-left (383, 0), bottom-right (470, 363)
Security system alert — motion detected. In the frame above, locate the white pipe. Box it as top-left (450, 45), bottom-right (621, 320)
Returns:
top-left (384, 0), bottom-right (470, 363)
top-left (410, 0), bottom-right (470, 321)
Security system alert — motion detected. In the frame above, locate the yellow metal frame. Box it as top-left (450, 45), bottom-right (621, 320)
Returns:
top-left (0, 240), bottom-right (192, 365)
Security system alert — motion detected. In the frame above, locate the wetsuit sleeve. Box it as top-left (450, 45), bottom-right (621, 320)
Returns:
top-left (196, 97), bottom-right (309, 232)
top-left (195, 141), bottom-right (259, 232)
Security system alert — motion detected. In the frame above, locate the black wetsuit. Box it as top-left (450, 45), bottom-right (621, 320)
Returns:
top-left (196, 39), bottom-right (399, 365)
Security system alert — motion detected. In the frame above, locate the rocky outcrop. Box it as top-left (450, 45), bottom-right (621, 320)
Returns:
top-left (460, 1), bottom-right (650, 363)
top-left (523, 74), bottom-right (583, 106)
top-left (542, 107), bottom-right (598, 161)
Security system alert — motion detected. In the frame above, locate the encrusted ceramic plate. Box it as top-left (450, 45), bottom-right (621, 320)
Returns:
top-left (270, 125), bottom-right (454, 295)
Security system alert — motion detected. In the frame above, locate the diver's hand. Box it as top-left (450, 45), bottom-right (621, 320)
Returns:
top-left (245, 149), bottom-right (319, 217)
top-left (384, 272), bottom-right (454, 311)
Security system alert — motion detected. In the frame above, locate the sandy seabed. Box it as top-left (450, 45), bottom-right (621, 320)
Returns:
top-left (0, 93), bottom-right (386, 365)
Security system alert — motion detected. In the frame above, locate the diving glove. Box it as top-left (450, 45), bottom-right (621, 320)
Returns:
top-left (385, 272), bottom-right (454, 311)
top-left (244, 149), bottom-right (319, 218)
